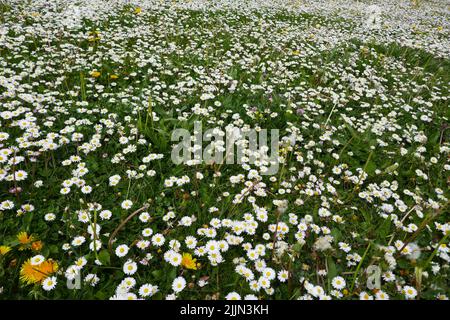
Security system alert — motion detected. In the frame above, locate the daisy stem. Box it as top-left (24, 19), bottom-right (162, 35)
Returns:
top-left (271, 208), bottom-right (282, 261)
top-left (145, 96), bottom-right (153, 129)
top-left (125, 178), bottom-right (132, 199)
top-left (350, 242), bottom-right (371, 293)
top-left (422, 233), bottom-right (449, 271)
top-left (88, 209), bottom-right (100, 263)
top-left (323, 103), bottom-right (337, 129)
top-left (80, 71), bottom-right (86, 101)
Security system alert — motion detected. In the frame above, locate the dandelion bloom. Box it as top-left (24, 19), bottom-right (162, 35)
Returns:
top-left (181, 253), bottom-right (197, 270)
top-left (0, 245), bottom-right (11, 255)
top-left (20, 258), bottom-right (58, 284)
top-left (31, 240), bottom-right (43, 251)
top-left (17, 231), bottom-right (35, 250)
top-left (90, 71), bottom-right (101, 78)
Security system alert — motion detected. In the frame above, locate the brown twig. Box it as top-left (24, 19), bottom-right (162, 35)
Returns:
top-left (387, 205), bottom-right (416, 246)
top-left (395, 204), bottom-right (448, 259)
top-left (439, 123), bottom-right (448, 145)
top-left (108, 203), bottom-right (150, 254)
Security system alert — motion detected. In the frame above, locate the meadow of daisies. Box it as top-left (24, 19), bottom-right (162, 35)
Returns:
top-left (0, 0), bottom-right (449, 300)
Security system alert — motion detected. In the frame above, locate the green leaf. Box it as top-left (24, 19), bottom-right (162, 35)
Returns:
top-left (152, 292), bottom-right (163, 300)
top-left (152, 269), bottom-right (163, 279)
top-left (98, 249), bottom-right (110, 266)
top-left (95, 291), bottom-right (107, 299)
top-left (49, 244), bottom-right (59, 254)
top-left (293, 242), bottom-right (303, 253)
top-left (41, 246), bottom-right (50, 257)
top-left (331, 228), bottom-right (342, 242)
top-left (327, 256), bottom-right (338, 279)
top-left (377, 219), bottom-right (391, 240)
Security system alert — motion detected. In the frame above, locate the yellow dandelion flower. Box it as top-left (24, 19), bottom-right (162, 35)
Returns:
top-left (0, 246), bottom-right (12, 255)
top-left (20, 258), bottom-right (58, 285)
top-left (181, 253), bottom-right (197, 270)
top-left (31, 240), bottom-right (43, 251)
top-left (17, 232), bottom-right (34, 250)
top-left (18, 231), bottom-right (34, 244)
top-left (90, 71), bottom-right (101, 78)
top-left (110, 74), bottom-right (119, 80)
top-left (134, 7), bottom-right (142, 14)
